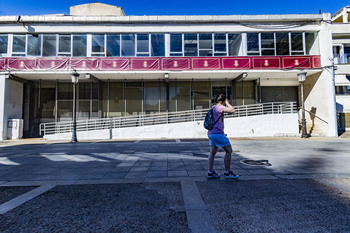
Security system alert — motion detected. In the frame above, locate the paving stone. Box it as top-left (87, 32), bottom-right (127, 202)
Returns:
top-left (130, 166), bottom-right (150, 172)
top-left (124, 171), bottom-right (148, 179)
top-left (168, 171), bottom-right (188, 177)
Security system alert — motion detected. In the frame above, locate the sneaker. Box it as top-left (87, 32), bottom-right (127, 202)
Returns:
top-left (224, 171), bottom-right (239, 179)
top-left (207, 171), bottom-right (220, 178)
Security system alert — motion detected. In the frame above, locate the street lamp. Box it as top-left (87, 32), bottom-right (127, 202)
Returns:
top-left (71, 70), bottom-right (80, 143)
top-left (298, 70), bottom-right (308, 138)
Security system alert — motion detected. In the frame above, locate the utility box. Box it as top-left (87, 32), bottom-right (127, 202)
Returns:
top-left (7, 119), bottom-right (23, 139)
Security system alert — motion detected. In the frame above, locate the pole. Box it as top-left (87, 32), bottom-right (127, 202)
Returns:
top-left (300, 81), bottom-right (308, 138)
top-left (71, 81), bottom-right (78, 143)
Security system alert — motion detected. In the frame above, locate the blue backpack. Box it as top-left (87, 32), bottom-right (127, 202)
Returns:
top-left (204, 107), bottom-right (223, 130)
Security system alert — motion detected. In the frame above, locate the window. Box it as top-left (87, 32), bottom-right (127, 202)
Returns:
top-left (214, 34), bottom-right (227, 56)
top-left (106, 34), bottom-right (121, 57)
top-left (151, 34), bottom-right (165, 57)
top-left (58, 34), bottom-right (72, 56)
top-left (121, 34), bottom-right (135, 57)
top-left (27, 34), bottom-right (41, 56)
top-left (247, 33), bottom-right (259, 56)
top-left (291, 32), bottom-right (304, 55)
top-left (73, 35), bottom-right (87, 57)
top-left (170, 34), bottom-right (183, 56)
top-left (198, 33), bottom-right (212, 56)
top-left (0, 34), bottom-right (8, 56)
top-left (228, 34), bottom-right (241, 56)
top-left (335, 86), bottom-right (350, 95)
top-left (12, 34), bottom-right (26, 56)
top-left (184, 34), bottom-right (198, 57)
top-left (136, 34), bottom-right (149, 57)
top-left (276, 33), bottom-right (289, 55)
top-left (260, 33), bottom-right (275, 55)
top-left (305, 32), bottom-right (319, 55)
top-left (43, 34), bottom-right (57, 57)
top-left (91, 34), bottom-right (105, 57)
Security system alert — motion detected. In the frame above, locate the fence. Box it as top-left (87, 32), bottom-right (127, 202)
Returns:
top-left (40, 102), bottom-right (297, 136)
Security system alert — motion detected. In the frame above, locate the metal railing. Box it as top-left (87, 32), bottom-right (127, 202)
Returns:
top-left (40, 102), bottom-right (297, 136)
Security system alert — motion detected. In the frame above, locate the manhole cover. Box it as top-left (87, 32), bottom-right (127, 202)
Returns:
top-left (241, 160), bottom-right (271, 166)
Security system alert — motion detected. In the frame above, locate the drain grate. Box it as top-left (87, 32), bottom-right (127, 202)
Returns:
top-left (241, 160), bottom-right (271, 166)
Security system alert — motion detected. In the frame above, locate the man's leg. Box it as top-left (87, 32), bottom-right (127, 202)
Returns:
top-left (208, 145), bottom-right (218, 172)
top-left (223, 145), bottom-right (233, 172)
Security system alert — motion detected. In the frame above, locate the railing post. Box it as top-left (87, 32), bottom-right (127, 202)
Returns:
top-left (245, 105), bottom-right (248, 116)
top-left (290, 102), bottom-right (293, 114)
top-left (272, 103), bottom-right (274, 114)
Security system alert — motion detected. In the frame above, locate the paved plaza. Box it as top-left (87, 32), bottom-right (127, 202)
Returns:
top-left (0, 137), bottom-right (350, 232)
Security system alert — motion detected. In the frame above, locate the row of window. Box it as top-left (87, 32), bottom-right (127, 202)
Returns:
top-left (0, 32), bottom-right (319, 58)
top-left (35, 80), bottom-right (256, 121)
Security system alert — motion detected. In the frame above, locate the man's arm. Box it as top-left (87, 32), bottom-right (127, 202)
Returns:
top-left (223, 99), bottom-right (235, 113)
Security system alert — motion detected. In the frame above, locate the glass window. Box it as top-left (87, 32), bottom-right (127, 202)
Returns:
top-left (193, 81), bottom-right (210, 110)
top-left (57, 83), bottom-right (73, 120)
top-left (247, 33), bottom-right (259, 55)
top-left (0, 35), bottom-right (8, 55)
top-left (136, 34), bottom-right (149, 55)
top-left (344, 46), bottom-right (350, 64)
top-left (170, 34), bottom-right (183, 54)
top-left (305, 32), bottom-right (319, 55)
top-left (335, 86), bottom-right (350, 95)
top-left (38, 83), bottom-right (56, 119)
top-left (214, 34), bottom-right (226, 56)
top-left (228, 34), bottom-right (241, 56)
top-left (291, 32), bottom-right (304, 55)
top-left (144, 82), bottom-right (160, 114)
top-left (121, 34), bottom-right (135, 57)
top-left (27, 34), bottom-right (41, 56)
top-left (12, 35), bottom-right (26, 56)
top-left (199, 33), bottom-right (212, 56)
top-left (108, 82), bottom-right (124, 117)
top-left (73, 35), bottom-right (87, 57)
top-left (58, 83), bottom-right (73, 99)
top-left (235, 81), bottom-right (256, 105)
top-left (125, 82), bottom-right (142, 116)
top-left (151, 34), bottom-right (165, 57)
top-left (184, 34), bottom-right (198, 57)
top-left (106, 34), bottom-right (121, 57)
top-left (91, 34), bottom-right (105, 56)
top-left (261, 33), bottom-right (275, 56)
top-left (276, 33), bottom-right (289, 55)
top-left (43, 34), bottom-right (57, 57)
top-left (169, 82), bottom-right (177, 112)
top-left (58, 34), bottom-right (71, 56)
top-left (176, 81), bottom-right (191, 111)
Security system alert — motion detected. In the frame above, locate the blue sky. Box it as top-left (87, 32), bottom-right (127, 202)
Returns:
top-left (0, 0), bottom-right (349, 16)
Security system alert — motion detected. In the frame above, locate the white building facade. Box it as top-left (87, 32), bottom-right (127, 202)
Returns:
top-left (332, 6), bottom-right (350, 133)
top-left (0, 3), bottom-right (338, 140)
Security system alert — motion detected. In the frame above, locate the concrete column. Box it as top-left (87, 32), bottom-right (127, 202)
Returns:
top-left (343, 7), bottom-right (349, 23)
top-left (304, 13), bottom-right (338, 137)
top-left (0, 75), bottom-right (24, 140)
top-left (0, 75), bottom-right (6, 140)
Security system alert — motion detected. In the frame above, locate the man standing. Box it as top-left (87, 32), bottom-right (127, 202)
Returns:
top-left (207, 94), bottom-right (239, 179)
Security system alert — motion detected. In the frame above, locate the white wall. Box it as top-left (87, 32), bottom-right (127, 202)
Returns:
top-left (302, 14), bottom-right (338, 137)
top-left (0, 75), bottom-right (23, 140)
top-left (44, 113), bottom-right (299, 140)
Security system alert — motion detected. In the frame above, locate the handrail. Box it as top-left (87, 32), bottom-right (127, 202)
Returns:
top-left (40, 102), bottom-right (297, 136)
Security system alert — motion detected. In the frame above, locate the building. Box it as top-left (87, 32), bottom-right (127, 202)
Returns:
top-left (331, 6), bottom-right (350, 133)
top-left (0, 3), bottom-right (338, 140)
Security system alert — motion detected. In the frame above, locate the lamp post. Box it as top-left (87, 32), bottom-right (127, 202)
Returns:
top-left (298, 70), bottom-right (308, 138)
top-left (71, 70), bottom-right (80, 143)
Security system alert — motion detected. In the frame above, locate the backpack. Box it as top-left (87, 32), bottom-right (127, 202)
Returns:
top-left (203, 107), bottom-right (223, 130)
